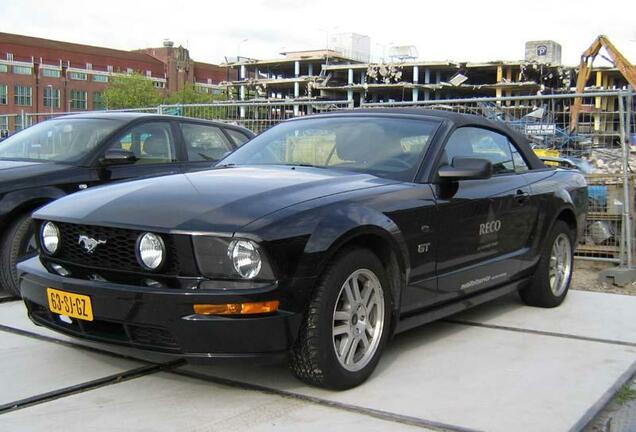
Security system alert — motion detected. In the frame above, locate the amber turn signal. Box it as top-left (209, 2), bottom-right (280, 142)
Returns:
top-left (193, 300), bottom-right (279, 315)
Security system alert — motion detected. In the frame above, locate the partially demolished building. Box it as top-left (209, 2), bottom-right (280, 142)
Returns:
top-left (222, 40), bottom-right (631, 105)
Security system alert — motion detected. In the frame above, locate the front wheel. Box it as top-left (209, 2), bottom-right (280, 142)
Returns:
top-left (1, 214), bottom-right (37, 297)
top-left (520, 220), bottom-right (574, 308)
top-left (289, 248), bottom-right (391, 389)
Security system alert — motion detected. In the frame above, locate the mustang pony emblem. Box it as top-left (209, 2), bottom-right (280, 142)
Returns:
top-left (78, 235), bottom-right (107, 254)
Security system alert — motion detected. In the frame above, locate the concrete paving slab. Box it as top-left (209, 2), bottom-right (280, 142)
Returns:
top-left (0, 372), bottom-right (430, 432)
top-left (453, 290), bottom-right (636, 345)
top-left (178, 322), bottom-right (636, 432)
top-left (0, 331), bottom-right (143, 407)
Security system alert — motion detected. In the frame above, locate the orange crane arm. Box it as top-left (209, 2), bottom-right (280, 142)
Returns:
top-left (569, 35), bottom-right (636, 132)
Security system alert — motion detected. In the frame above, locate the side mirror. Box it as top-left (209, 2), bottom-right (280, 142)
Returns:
top-left (100, 149), bottom-right (137, 166)
top-left (438, 157), bottom-right (492, 181)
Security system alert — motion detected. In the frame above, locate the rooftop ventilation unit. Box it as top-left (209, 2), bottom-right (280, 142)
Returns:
top-left (387, 46), bottom-right (418, 62)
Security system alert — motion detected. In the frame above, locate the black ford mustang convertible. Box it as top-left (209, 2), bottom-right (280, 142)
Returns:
top-left (18, 109), bottom-right (587, 389)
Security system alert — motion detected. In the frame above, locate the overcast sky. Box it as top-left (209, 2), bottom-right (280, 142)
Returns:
top-left (1, 0), bottom-right (635, 66)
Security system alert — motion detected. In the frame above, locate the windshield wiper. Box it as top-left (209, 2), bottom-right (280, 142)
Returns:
top-left (216, 162), bottom-right (237, 168)
top-left (279, 163), bottom-right (322, 168)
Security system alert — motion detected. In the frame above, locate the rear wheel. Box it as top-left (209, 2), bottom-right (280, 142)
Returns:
top-left (289, 248), bottom-right (391, 389)
top-left (520, 220), bottom-right (573, 308)
top-left (1, 214), bottom-right (37, 297)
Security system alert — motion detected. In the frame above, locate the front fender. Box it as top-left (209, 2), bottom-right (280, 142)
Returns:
top-left (0, 186), bottom-right (66, 225)
top-left (299, 203), bottom-right (410, 280)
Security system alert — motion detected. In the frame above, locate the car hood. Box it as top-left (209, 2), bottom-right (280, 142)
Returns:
top-left (35, 165), bottom-right (395, 232)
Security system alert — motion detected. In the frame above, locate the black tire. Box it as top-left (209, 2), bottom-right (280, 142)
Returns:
top-left (289, 247), bottom-right (392, 389)
top-left (520, 220), bottom-right (574, 308)
top-left (1, 214), bottom-right (36, 297)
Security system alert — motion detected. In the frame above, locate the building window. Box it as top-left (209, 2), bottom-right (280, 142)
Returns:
top-left (126, 68), bottom-right (133, 74)
top-left (93, 91), bottom-right (105, 110)
top-left (92, 74), bottom-right (108, 83)
top-left (13, 65), bottom-right (32, 75)
top-left (0, 64), bottom-right (7, 73)
top-left (153, 81), bottom-right (165, 89)
top-left (15, 115), bottom-right (32, 132)
top-left (0, 85), bottom-right (7, 104)
top-left (6, 53), bottom-right (13, 61)
top-left (107, 65), bottom-right (113, 72)
top-left (41, 68), bottom-right (61, 78)
top-left (70, 90), bottom-right (87, 110)
top-left (86, 63), bottom-right (92, 70)
top-left (44, 87), bottom-right (60, 108)
top-left (0, 115), bottom-right (7, 133)
top-left (68, 71), bottom-right (87, 80)
top-left (14, 85), bottom-right (32, 106)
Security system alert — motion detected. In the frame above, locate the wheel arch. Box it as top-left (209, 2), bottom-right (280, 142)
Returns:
top-left (0, 187), bottom-right (67, 235)
top-left (309, 225), bottom-right (409, 336)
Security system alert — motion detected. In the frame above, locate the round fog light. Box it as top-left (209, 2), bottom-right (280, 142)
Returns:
top-left (229, 240), bottom-right (262, 279)
top-left (137, 233), bottom-right (165, 270)
top-left (41, 222), bottom-right (60, 255)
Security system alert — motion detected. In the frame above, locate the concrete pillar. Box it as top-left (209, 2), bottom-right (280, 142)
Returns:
top-left (293, 81), bottom-right (300, 115)
top-left (308, 63), bottom-right (313, 76)
top-left (424, 90), bottom-right (430, 101)
top-left (347, 68), bottom-right (354, 108)
top-left (240, 65), bottom-right (246, 80)
top-left (435, 71), bottom-right (441, 84)
top-left (424, 68), bottom-right (430, 84)
top-left (413, 66), bottom-right (419, 83)
top-left (294, 61), bottom-right (300, 77)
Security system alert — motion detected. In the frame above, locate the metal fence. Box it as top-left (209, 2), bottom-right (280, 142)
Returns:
top-left (5, 92), bottom-right (636, 266)
top-left (157, 100), bottom-right (350, 133)
top-left (12, 100), bottom-right (351, 135)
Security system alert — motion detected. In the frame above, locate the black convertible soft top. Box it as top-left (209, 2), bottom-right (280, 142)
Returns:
top-left (302, 107), bottom-right (546, 171)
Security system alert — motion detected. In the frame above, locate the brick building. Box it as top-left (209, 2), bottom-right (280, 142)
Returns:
top-left (0, 32), bottom-right (228, 132)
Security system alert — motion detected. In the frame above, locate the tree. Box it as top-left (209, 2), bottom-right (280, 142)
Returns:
top-left (165, 84), bottom-right (227, 105)
top-left (103, 73), bottom-right (162, 109)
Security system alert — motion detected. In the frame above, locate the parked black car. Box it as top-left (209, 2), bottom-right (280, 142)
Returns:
top-left (19, 109), bottom-right (587, 389)
top-left (0, 113), bottom-right (253, 295)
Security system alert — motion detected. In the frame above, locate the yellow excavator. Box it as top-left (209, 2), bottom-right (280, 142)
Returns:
top-left (569, 35), bottom-right (636, 132)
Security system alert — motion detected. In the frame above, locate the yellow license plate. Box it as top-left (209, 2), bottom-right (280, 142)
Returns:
top-left (47, 288), bottom-right (94, 321)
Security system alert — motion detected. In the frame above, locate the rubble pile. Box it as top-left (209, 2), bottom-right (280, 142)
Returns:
top-left (366, 64), bottom-right (403, 84)
top-left (586, 149), bottom-right (636, 175)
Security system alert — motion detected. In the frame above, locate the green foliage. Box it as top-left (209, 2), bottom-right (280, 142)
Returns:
top-left (616, 383), bottom-right (636, 406)
top-left (165, 85), bottom-right (228, 105)
top-left (103, 73), bottom-right (162, 109)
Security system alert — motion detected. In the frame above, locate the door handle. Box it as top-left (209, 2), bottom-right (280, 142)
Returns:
top-left (515, 189), bottom-right (530, 204)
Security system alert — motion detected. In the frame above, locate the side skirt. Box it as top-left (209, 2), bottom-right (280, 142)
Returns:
top-left (394, 277), bottom-right (530, 334)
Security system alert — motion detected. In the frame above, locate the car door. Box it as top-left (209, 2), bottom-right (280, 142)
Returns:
top-left (433, 126), bottom-right (535, 298)
top-left (180, 122), bottom-right (236, 172)
top-left (98, 120), bottom-right (183, 182)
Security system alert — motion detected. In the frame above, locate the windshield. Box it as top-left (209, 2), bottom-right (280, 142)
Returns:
top-left (0, 118), bottom-right (124, 163)
top-left (221, 116), bottom-right (439, 181)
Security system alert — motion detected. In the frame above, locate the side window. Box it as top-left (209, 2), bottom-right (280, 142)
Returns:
top-left (443, 127), bottom-right (515, 175)
top-left (181, 123), bottom-right (233, 161)
top-left (225, 128), bottom-right (251, 147)
top-left (110, 122), bottom-right (176, 164)
top-left (509, 140), bottom-right (529, 172)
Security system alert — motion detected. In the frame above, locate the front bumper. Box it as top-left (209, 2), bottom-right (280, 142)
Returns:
top-left (17, 257), bottom-right (303, 360)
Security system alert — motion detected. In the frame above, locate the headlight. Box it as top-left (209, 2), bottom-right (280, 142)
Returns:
top-left (136, 232), bottom-right (165, 270)
top-left (41, 222), bottom-right (60, 255)
top-left (229, 239), bottom-right (262, 279)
